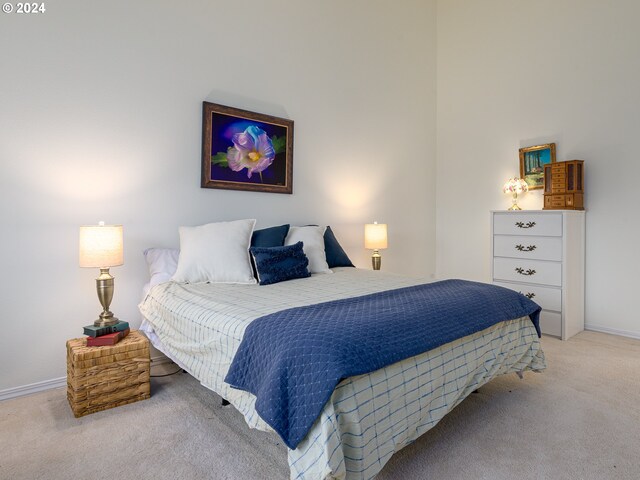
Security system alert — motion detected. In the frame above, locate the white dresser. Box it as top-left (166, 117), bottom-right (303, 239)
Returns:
top-left (491, 210), bottom-right (585, 340)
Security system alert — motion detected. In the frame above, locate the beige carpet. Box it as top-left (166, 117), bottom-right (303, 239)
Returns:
top-left (1, 331), bottom-right (638, 480)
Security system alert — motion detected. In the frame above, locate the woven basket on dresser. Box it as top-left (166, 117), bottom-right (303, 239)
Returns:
top-left (67, 330), bottom-right (151, 418)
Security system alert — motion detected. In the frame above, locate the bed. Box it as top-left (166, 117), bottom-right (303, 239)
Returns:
top-left (139, 265), bottom-right (546, 480)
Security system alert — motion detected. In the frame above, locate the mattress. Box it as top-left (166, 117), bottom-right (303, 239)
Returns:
top-left (139, 268), bottom-right (546, 479)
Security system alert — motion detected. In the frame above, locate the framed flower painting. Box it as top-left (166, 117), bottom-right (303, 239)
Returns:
top-left (201, 102), bottom-right (294, 194)
top-left (519, 143), bottom-right (556, 190)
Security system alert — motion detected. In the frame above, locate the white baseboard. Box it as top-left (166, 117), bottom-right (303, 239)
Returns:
top-left (0, 354), bottom-right (172, 402)
top-left (585, 324), bottom-right (640, 340)
top-left (150, 353), bottom-right (173, 365)
top-left (0, 376), bottom-right (66, 402)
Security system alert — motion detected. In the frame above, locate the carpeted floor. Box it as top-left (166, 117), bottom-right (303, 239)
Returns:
top-left (1, 331), bottom-right (638, 480)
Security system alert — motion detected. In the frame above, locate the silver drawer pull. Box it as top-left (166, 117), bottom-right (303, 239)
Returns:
top-left (519, 292), bottom-right (536, 299)
top-left (515, 221), bottom-right (536, 229)
top-left (515, 267), bottom-right (536, 276)
top-left (515, 244), bottom-right (537, 252)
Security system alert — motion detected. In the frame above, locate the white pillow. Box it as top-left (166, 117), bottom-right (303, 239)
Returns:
top-left (143, 247), bottom-right (179, 289)
top-left (172, 219), bottom-right (257, 284)
top-left (285, 226), bottom-right (332, 274)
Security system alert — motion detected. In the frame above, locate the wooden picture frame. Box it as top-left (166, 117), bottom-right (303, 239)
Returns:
top-left (519, 143), bottom-right (556, 190)
top-left (201, 102), bottom-right (294, 194)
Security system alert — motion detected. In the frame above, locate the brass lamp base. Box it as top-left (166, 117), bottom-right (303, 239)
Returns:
top-left (371, 250), bottom-right (382, 271)
top-left (94, 314), bottom-right (119, 328)
top-left (94, 268), bottom-right (119, 327)
top-left (508, 193), bottom-right (522, 210)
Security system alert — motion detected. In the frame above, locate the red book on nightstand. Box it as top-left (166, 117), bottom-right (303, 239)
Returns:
top-left (86, 328), bottom-right (130, 347)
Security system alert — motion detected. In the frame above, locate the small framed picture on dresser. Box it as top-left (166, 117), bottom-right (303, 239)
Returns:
top-left (519, 143), bottom-right (556, 190)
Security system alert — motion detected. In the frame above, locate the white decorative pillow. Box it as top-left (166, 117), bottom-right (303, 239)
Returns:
top-left (285, 226), bottom-right (332, 274)
top-left (172, 219), bottom-right (257, 284)
top-left (144, 247), bottom-right (179, 288)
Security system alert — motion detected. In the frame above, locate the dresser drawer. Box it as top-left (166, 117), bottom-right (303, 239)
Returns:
top-left (493, 213), bottom-right (562, 236)
top-left (493, 282), bottom-right (562, 312)
top-left (493, 257), bottom-right (562, 287)
top-left (539, 311), bottom-right (562, 337)
top-left (493, 235), bottom-right (562, 261)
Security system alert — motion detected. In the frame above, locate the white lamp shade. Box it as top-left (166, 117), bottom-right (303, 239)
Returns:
top-left (79, 224), bottom-right (124, 268)
top-left (364, 223), bottom-right (388, 250)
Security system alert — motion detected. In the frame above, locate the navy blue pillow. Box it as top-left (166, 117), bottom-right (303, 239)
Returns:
top-left (251, 224), bottom-right (290, 247)
top-left (324, 226), bottom-right (354, 268)
top-left (250, 242), bottom-right (311, 286)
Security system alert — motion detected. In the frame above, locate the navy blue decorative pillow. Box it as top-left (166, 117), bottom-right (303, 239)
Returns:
top-left (251, 224), bottom-right (290, 248)
top-left (324, 226), bottom-right (354, 268)
top-left (250, 242), bottom-right (311, 286)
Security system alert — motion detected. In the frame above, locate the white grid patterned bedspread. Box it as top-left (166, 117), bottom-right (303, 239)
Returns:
top-left (139, 268), bottom-right (545, 480)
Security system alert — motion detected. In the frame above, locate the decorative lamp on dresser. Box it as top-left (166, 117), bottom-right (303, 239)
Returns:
top-left (491, 210), bottom-right (585, 340)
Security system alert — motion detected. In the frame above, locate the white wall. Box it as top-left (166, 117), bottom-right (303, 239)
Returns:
top-left (0, 0), bottom-right (437, 391)
top-left (437, 0), bottom-right (640, 337)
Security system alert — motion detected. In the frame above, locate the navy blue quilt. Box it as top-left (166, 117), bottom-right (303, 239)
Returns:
top-left (224, 279), bottom-right (541, 449)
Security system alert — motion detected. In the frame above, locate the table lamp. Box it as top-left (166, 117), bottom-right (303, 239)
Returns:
top-left (502, 178), bottom-right (529, 210)
top-left (364, 222), bottom-right (388, 270)
top-left (79, 222), bottom-right (124, 327)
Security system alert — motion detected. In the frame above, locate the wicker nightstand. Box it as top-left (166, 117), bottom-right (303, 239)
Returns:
top-left (66, 330), bottom-right (151, 417)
